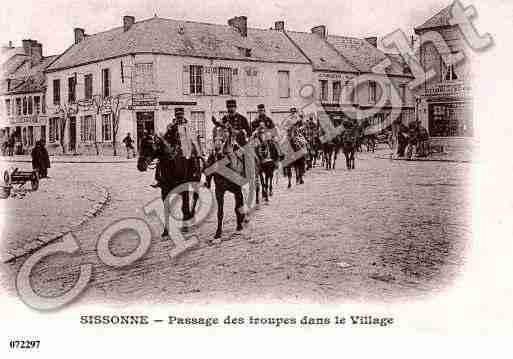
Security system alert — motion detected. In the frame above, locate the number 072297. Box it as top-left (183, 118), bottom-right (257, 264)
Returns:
top-left (9, 340), bottom-right (40, 350)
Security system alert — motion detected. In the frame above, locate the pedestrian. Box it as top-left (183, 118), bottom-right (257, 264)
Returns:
top-left (31, 140), bottom-right (51, 178)
top-left (122, 132), bottom-right (136, 159)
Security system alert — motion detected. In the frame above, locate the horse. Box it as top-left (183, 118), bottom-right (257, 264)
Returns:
top-left (205, 123), bottom-right (248, 239)
top-left (283, 124), bottom-right (307, 188)
top-left (321, 136), bottom-right (341, 170)
top-left (251, 129), bottom-right (280, 203)
top-left (341, 121), bottom-right (363, 170)
top-left (137, 132), bottom-right (201, 239)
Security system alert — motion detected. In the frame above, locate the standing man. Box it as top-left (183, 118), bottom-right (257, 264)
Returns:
top-left (122, 132), bottom-right (136, 159)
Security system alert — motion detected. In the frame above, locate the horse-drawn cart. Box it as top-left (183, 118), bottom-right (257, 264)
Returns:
top-left (3, 167), bottom-right (39, 191)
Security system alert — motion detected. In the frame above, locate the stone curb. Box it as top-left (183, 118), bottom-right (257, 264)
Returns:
top-left (0, 157), bottom-right (136, 164)
top-left (2, 183), bottom-right (111, 265)
top-left (374, 155), bottom-right (472, 164)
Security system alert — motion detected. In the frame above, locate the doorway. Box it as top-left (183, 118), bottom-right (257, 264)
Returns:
top-left (69, 116), bottom-right (76, 152)
top-left (136, 111), bottom-right (155, 149)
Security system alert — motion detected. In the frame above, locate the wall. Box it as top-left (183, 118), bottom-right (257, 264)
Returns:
top-left (45, 53), bottom-right (313, 154)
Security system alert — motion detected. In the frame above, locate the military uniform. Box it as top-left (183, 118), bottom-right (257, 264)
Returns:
top-left (220, 99), bottom-right (251, 147)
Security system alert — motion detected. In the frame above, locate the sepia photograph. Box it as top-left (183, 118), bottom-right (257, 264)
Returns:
top-left (0, 0), bottom-right (511, 355)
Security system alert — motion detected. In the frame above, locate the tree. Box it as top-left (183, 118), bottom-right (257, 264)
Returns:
top-left (101, 93), bottom-right (132, 156)
top-left (77, 95), bottom-right (107, 155)
top-left (49, 102), bottom-right (78, 154)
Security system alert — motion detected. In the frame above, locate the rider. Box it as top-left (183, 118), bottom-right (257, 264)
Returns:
top-left (220, 99), bottom-right (251, 148)
top-left (250, 103), bottom-right (282, 161)
top-left (151, 107), bottom-right (190, 188)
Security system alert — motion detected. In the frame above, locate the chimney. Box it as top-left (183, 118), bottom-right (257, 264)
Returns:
top-left (274, 21), bottom-right (285, 31)
top-left (8, 40), bottom-right (13, 48)
top-left (311, 25), bottom-right (327, 39)
top-left (22, 39), bottom-right (32, 55)
top-left (123, 15), bottom-right (135, 32)
top-left (74, 28), bottom-right (85, 44)
top-left (30, 41), bottom-right (43, 66)
top-left (228, 16), bottom-right (248, 37)
top-left (365, 36), bottom-right (378, 48)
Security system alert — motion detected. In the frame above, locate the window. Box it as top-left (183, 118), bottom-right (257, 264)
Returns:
top-left (189, 65), bottom-right (203, 95)
top-left (385, 83), bottom-right (391, 102)
top-left (5, 99), bottom-right (11, 117)
top-left (23, 97), bottom-right (27, 115)
top-left (278, 70), bottom-right (290, 98)
top-left (28, 126), bottom-right (34, 146)
top-left (34, 96), bottom-right (40, 114)
top-left (80, 115), bottom-right (96, 142)
top-left (42, 94), bottom-right (46, 114)
top-left (441, 53), bottom-right (459, 82)
top-left (68, 76), bottom-right (76, 103)
top-left (344, 80), bottom-right (355, 103)
top-left (84, 74), bottom-right (93, 100)
top-left (53, 79), bottom-right (60, 105)
top-left (333, 81), bottom-right (341, 103)
top-left (102, 68), bottom-right (110, 98)
top-left (134, 63), bottom-right (154, 93)
top-left (218, 67), bottom-right (232, 95)
top-left (190, 111), bottom-right (206, 150)
top-left (399, 85), bottom-right (406, 103)
top-left (49, 118), bottom-right (59, 142)
top-left (369, 81), bottom-right (377, 103)
top-left (320, 80), bottom-right (328, 102)
top-left (16, 98), bottom-right (21, 115)
top-left (245, 66), bottom-right (260, 97)
top-left (102, 114), bottom-right (112, 141)
top-left (28, 96), bottom-right (33, 114)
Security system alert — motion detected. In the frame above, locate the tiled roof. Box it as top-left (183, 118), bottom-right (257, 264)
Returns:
top-left (47, 17), bottom-right (310, 71)
top-left (1, 55), bottom-right (29, 78)
top-left (3, 55), bottom-right (59, 94)
top-left (415, 4), bottom-right (453, 31)
top-left (285, 31), bottom-right (358, 72)
top-left (326, 35), bottom-right (408, 76)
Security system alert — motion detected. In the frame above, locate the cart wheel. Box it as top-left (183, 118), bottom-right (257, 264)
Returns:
top-left (3, 170), bottom-right (10, 186)
top-left (31, 172), bottom-right (39, 191)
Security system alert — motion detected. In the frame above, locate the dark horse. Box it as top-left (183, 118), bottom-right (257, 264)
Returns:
top-left (251, 129), bottom-right (280, 203)
top-left (137, 132), bottom-right (202, 239)
top-left (321, 136), bottom-right (341, 170)
top-left (283, 124), bottom-right (307, 188)
top-left (341, 121), bottom-right (362, 170)
top-left (205, 124), bottom-right (248, 239)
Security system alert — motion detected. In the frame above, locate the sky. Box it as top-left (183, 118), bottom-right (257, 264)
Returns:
top-left (0, 0), bottom-right (454, 57)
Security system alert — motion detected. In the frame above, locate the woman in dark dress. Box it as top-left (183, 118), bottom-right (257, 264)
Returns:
top-left (31, 140), bottom-right (50, 178)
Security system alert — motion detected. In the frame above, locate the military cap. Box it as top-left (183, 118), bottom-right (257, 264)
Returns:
top-left (174, 107), bottom-right (184, 115)
top-left (257, 104), bottom-right (265, 110)
top-left (226, 99), bottom-right (237, 108)
top-left (289, 107), bottom-right (297, 113)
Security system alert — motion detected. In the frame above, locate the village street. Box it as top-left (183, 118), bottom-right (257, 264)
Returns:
top-left (0, 149), bottom-right (472, 306)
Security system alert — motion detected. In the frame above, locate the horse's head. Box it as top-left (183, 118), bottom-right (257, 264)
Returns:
top-left (137, 134), bottom-right (161, 172)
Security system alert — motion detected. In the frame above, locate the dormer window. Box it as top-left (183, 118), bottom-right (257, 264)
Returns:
top-left (238, 47), bottom-right (251, 57)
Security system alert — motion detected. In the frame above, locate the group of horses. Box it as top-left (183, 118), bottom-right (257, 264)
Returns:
top-left (137, 117), bottom-right (372, 242)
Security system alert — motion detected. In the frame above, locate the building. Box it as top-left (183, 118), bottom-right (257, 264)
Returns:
top-left (0, 40), bottom-right (58, 154)
top-left (414, 3), bottom-right (473, 147)
top-left (44, 15), bottom-right (313, 155)
top-left (284, 24), bottom-right (415, 131)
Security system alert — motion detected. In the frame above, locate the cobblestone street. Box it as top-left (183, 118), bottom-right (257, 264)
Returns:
top-left (0, 149), bottom-right (472, 305)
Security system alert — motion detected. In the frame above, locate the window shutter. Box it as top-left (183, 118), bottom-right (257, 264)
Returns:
top-left (231, 67), bottom-right (240, 96)
top-left (183, 65), bottom-right (190, 95)
top-left (204, 67), bottom-right (212, 95)
top-left (212, 67), bottom-right (219, 96)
